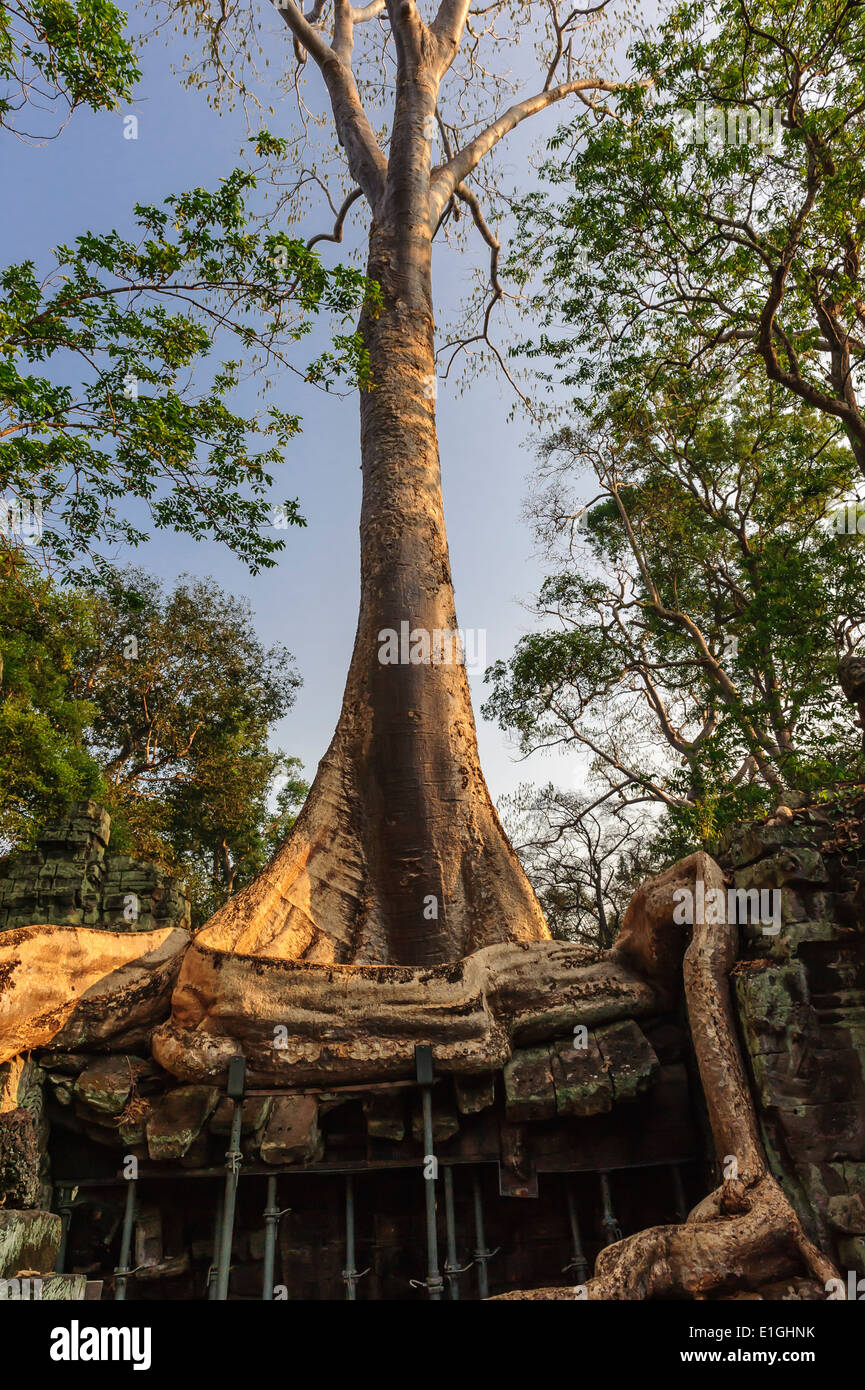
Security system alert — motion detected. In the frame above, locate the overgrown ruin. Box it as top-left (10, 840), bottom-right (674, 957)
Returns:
top-left (1, 793), bottom-right (863, 1300)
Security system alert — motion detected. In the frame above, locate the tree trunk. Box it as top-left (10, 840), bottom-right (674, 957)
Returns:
top-left (194, 213), bottom-right (549, 966)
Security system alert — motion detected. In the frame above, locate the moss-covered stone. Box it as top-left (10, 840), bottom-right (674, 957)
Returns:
top-left (595, 1020), bottom-right (659, 1101)
top-left (503, 1046), bottom-right (556, 1122)
top-left (146, 1086), bottom-right (220, 1161)
top-left (550, 1035), bottom-right (612, 1117)
top-left (0, 1209), bottom-right (61, 1278)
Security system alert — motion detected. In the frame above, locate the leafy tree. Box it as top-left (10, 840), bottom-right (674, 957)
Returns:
top-left (0, 553), bottom-right (102, 848)
top-left (74, 568), bottom-right (306, 919)
top-left (1, 161), bottom-right (377, 588)
top-left (485, 380), bottom-right (865, 848)
top-left (512, 0), bottom-right (865, 474)
top-left (0, 1), bottom-right (140, 139)
top-left (0, 559), bottom-right (308, 916)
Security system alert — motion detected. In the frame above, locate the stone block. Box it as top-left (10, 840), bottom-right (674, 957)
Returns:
top-left (595, 1019), bottom-right (659, 1101)
top-left (827, 1192), bottom-right (865, 1235)
top-left (453, 1073), bottom-right (496, 1115)
top-left (146, 1086), bottom-right (219, 1161)
top-left (410, 1097), bottom-right (459, 1144)
top-left (0, 1210), bottom-right (61, 1278)
top-left (75, 1056), bottom-right (150, 1116)
top-left (260, 1096), bottom-right (323, 1166)
top-left (209, 1095), bottom-right (272, 1136)
top-left (363, 1093), bottom-right (405, 1141)
top-left (550, 1035), bottom-right (612, 1117)
top-left (503, 1046), bottom-right (556, 1122)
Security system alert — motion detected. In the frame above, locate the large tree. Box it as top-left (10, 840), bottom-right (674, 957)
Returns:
top-left (0, 163), bottom-right (374, 589)
top-left (0, 555), bottom-right (102, 847)
top-left (510, 0), bottom-right (865, 473)
top-left (75, 569), bottom-right (305, 917)
top-left (163, 0), bottom-right (636, 967)
top-left (486, 379), bottom-right (865, 846)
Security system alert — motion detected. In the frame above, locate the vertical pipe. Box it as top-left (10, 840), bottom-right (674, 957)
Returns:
top-left (443, 1165), bottom-right (460, 1301)
top-left (420, 1087), bottom-right (443, 1300)
top-left (472, 1171), bottom-right (490, 1301)
top-left (215, 1098), bottom-right (244, 1301)
top-left (344, 1174), bottom-right (357, 1301)
top-left (262, 1175), bottom-right (279, 1301)
top-left (55, 1185), bottom-right (75, 1275)
top-left (208, 1186), bottom-right (224, 1301)
top-left (114, 1175), bottom-right (137, 1301)
top-left (599, 1171), bottom-right (622, 1247)
top-left (671, 1164), bottom-right (688, 1223)
top-left (565, 1182), bottom-right (589, 1284)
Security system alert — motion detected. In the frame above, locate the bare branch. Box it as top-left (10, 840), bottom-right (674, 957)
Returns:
top-left (270, 0), bottom-right (387, 209)
top-left (430, 77), bottom-right (628, 225)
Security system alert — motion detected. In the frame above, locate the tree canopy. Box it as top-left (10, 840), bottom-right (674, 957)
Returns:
top-left (0, 560), bottom-right (307, 922)
top-left (1, 160), bottom-right (378, 588)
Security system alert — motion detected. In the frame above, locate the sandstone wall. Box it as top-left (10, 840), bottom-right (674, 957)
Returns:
top-left (722, 796), bottom-right (865, 1279)
top-left (0, 801), bottom-right (190, 935)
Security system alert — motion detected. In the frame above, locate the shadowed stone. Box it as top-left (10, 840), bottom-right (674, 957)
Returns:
top-left (595, 1020), bottom-right (659, 1101)
top-left (146, 1085), bottom-right (219, 1161)
top-left (453, 1073), bottom-right (496, 1115)
top-left (551, 1035), bottom-right (612, 1117)
top-left (74, 1056), bottom-right (151, 1116)
top-left (363, 1093), bottom-right (405, 1140)
top-left (0, 1210), bottom-right (61, 1278)
top-left (260, 1096), bottom-right (323, 1165)
top-left (503, 1046), bottom-right (556, 1122)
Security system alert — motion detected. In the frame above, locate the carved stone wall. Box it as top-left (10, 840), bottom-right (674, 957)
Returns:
top-left (0, 801), bottom-right (190, 935)
top-left (722, 795), bottom-right (865, 1280)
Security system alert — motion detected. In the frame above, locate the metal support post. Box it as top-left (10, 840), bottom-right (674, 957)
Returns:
top-left (472, 1170), bottom-right (497, 1300)
top-left (415, 1044), bottom-right (443, 1300)
top-left (443, 1165), bottom-right (461, 1300)
top-left (599, 1171), bottom-right (622, 1246)
top-left (262, 1175), bottom-right (280, 1300)
top-left (208, 1186), bottom-right (224, 1301)
top-left (114, 1174), bottom-right (137, 1301)
top-left (564, 1182), bottom-right (589, 1283)
top-left (215, 1055), bottom-right (246, 1301)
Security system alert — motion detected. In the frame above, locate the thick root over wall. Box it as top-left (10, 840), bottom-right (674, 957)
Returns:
top-left (497, 852), bottom-right (842, 1301)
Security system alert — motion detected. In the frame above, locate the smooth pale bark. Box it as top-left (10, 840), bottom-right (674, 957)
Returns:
top-left (194, 192), bottom-right (548, 965)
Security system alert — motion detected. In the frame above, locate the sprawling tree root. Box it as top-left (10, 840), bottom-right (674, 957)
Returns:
top-left (583, 856), bottom-right (840, 1300)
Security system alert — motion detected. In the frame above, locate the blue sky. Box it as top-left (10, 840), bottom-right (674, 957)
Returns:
top-left (1, 4), bottom-right (602, 804)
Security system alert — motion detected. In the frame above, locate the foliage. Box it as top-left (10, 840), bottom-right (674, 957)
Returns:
top-left (0, 553), bottom-right (102, 847)
top-left (0, 0), bottom-right (140, 139)
top-left (485, 380), bottom-right (865, 848)
top-left (74, 567), bottom-right (307, 921)
top-left (0, 560), bottom-right (307, 920)
top-left (1, 165), bottom-right (379, 587)
top-left (512, 0), bottom-right (865, 473)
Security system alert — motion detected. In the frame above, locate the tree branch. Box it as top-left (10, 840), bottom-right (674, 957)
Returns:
top-left (429, 77), bottom-right (628, 225)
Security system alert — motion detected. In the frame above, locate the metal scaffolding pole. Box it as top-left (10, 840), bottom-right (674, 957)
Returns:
top-left (208, 1186), bottom-right (224, 1301)
top-left (415, 1045), bottom-right (443, 1300)
top-left (214, 1056), bottom-right (246, 1301)
top-left (565, 1182), bottom-right (589, 1284)
top-left (114, 1175), bottom-right (137, 1301)
top-left (55, 1184), bottom-right (76, 1275)
top-left (262, 1175), bottom-right (279, 1301)
top-left (443, 1165), bottom-right (461, 1300)
top-left (599, 1171), bottom-right (622, 1247)
top-left (472, 1170), bottom-right (493, 1301)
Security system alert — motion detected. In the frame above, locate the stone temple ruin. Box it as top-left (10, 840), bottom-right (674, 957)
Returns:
top-left (1, 796), bottom-right (864, 1300)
